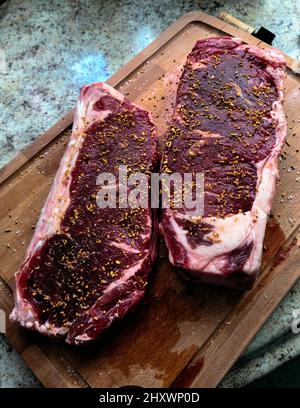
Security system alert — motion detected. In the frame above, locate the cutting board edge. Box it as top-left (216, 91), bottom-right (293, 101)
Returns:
top-left (0, 11), bottom-right (299, 389)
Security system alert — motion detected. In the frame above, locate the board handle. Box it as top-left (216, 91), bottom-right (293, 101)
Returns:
top-left (218, 11), bottom-right (254, 34)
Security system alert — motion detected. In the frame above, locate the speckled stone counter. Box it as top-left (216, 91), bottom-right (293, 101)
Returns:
top-left (0, 0), bottom-right (300, 388)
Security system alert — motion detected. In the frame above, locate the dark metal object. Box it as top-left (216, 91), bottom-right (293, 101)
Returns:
top-left (253, 27), bottom-right (276, 45)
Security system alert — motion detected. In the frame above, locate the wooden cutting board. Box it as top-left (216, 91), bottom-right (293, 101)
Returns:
top-left (0, 11), bottom-right (300, 388)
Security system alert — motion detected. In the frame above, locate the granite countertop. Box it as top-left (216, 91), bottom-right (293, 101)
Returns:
top-left (0, 0), bottom-right (300, 388)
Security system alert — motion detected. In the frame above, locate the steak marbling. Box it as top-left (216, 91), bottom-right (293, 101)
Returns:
top-left (10, 83), bottom-right (158, 344)
top-left (161, 37), bottom-right (287, 289)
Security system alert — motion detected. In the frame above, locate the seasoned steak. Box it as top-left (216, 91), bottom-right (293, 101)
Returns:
top-left (10, 83), bottom-right (158, 344)
top-left (161, 37), bottom-right (286, 289)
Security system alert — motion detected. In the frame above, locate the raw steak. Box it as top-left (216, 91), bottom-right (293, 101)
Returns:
top-left (10, 83), bottom-right (158, 344)
top-left (161, 37), bottom-right (286, 289)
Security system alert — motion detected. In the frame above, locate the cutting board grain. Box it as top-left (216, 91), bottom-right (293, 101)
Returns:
top-left (1, 11), bottom-right (300, 388)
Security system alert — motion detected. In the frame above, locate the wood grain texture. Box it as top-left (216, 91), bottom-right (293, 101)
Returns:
top-left (0, 11), bottom-right (299, 388)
